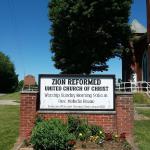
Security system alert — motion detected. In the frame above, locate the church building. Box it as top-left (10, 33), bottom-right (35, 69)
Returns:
top-left (122, 0), bottom-right (150, 82)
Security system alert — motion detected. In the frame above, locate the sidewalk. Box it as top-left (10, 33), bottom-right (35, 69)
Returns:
top-left (0, 100), bottom-right (19, 105)
top-left (0, 93), bottom-right (6, 96)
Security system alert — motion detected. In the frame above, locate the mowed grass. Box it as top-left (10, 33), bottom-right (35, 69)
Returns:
top-left (0, 105), bottom-right (19, 150)
top-left (134, 108), bottom-right (150, 150)
top-left (136, 108), bottom-right (150, 118)
top-left (134, 120), bottom-right (150, 150)
top-left (133, 92), bottom-right (150, 104)
top-left (0, 92), bottom-right (20, 101)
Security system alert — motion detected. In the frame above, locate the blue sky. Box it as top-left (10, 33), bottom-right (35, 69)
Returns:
top-left (0, 0), bottom-right (146, 81)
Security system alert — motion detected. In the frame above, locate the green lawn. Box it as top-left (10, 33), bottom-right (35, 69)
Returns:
top-left (134, 120), bottom-right (150, 150)
top-left (136, 108), bottom-right (150, 118)
top-left (134, 108), bottom-right (150, 150)
top-left (0, 92), bottom-right (20, 101)
top-left (133, 93), bottom-right (150, 104)
top-left (0, 105), bottom-right (19, 150)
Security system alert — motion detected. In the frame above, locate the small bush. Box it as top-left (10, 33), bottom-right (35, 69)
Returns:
top-left (90, 125), bottom-right (102, 136)
top-left (133, 93), bottom-right (150, 104)
top-left (67, 116), bottom-right (106, 143)
top-left (89, 125), bottom-right (105, 144)
top-left (34, 115), bottom-right (44, 125)
top-left (78, 127), bottom-right (92, 141)
top-left (30, 118), bottom-right (75, 150)
top-left (67, 115), bottom-right (90, 139)
top-left (67, 115), bottom-right (81, 134)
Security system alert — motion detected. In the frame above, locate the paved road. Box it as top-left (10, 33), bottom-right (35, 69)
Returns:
top-left (0, 100), bottom-right (19, 105)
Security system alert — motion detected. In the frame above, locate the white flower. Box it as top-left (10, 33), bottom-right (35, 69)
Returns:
top-left (79, 133), bottom-right (82, 136)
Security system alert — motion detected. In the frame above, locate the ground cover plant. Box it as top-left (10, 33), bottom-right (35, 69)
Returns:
top-left (134, 120), bottom-right (150, 150)
top-left (134, 108), bottom-right (150, 150)
top-left (133, 92), bottom-right (150, 104)
top-left (0, 92), bottom-right (20, 101)
top-left (0, 105), bottom-right (19, 150)
top-left (29, 115), bottom-right (132, 150)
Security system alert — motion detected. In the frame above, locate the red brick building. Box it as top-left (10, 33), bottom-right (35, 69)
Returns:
top-left (123, 0), bottom-right (150, 82)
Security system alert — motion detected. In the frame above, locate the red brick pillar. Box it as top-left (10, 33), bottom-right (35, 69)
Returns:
top-left (19, 91), bottom-right (38, 139)
top-left (116, 94), bottom-right (134, 137)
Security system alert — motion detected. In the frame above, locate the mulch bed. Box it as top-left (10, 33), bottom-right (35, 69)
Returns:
top-left (20, 140), bottom-right (133, 150)
top-left (74, 140), bottom-right (132, 150)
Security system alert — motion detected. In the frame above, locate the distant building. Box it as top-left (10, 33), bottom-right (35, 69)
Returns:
top-left (24, 75), bottom-right (36, 88)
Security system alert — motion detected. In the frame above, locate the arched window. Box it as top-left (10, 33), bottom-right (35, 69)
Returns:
top-left (142, 51), bottom-right (148, 81)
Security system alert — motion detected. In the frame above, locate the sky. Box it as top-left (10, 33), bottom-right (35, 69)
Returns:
top-left (0, 0), bottom-right (147, 81)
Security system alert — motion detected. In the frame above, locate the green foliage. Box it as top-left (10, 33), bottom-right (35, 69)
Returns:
top-left (17, 80), bottom-right (24, 91)
top-left (90, 125), bottom-right (102, 136)
top-left (34, 115), bottom-right (44, 125)
top-left (133, 92), bottom-right (150, 104)
top-left (0, 106), bottom-right (19, 150)
top-left (89, 125), bottom-right (105, 144)
top-left (0, 92), bottom-right (20, 101)
top-left (0, 52), bottom-right (18, 93)
top-left (78, 125), bottom-right (92, 141)
top-left (67, 115), bottom-right (81, 133)
top-left (67, 115), bottom-right (106, 143)
top-left (30, 118), bottom-right (76, 150)
top-left (136, 108), bottom-right (150, 118)
top-left (122, 140), bottom-right (132, 150)
top-left (31, 116), bottom-right (132, 149)
top-left (49, 0), bottom-right (132, 74)
top-left (67, 115), bottom-right (90, 139)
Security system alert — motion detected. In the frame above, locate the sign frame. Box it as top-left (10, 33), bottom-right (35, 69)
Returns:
top-left (38, 74), bottom-right (115, 112)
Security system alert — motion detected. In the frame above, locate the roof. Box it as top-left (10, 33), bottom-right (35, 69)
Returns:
top-left (131, 19), bottom-right (147, 34)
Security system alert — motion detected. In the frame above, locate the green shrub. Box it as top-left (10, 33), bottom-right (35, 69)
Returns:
top-left (67, 115), bottom-right (90, 138)
top-left (90, 125), bottom-right (102, 136)
top-left (89, 125), bottom-right (105, 144)
top-left (67, 115), bottom-right (94, 141)
top-left (78, 125), bottom-right (92, 141)
top-left (133, 93), bottom-right (150, 104)
top-left (34, 115), bottom-right (44, 125)
top-left (67, 115), bottom-right (81, 134)
top-left (30, 118), bottom-right (75, 150)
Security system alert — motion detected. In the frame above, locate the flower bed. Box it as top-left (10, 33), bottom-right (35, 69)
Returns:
top-left (21, 115), bottom-right (132, 150)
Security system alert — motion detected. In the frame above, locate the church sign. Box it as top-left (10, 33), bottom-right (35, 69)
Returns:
top-left (39, 74), bottom-right (115, 111)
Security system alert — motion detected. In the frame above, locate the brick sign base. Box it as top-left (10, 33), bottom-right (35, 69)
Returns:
top-left (19, 91), bottom-right (133, 140)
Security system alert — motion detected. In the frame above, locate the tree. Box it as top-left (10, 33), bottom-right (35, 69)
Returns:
top-left (49, 0), bottom-right (132, 74)
top-left (17, 80), bottom-right (24, 91)
top-left (0, 52), bottom-right (18, 93)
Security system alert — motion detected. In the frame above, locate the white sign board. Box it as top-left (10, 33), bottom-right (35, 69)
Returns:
top-left (39, 75), bottom-right (115, 111)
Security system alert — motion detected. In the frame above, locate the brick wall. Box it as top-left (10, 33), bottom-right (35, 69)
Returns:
top-left (19, 92), bottom-right (133, 140)
top-left (20, 92), bottom-right (38, 138)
